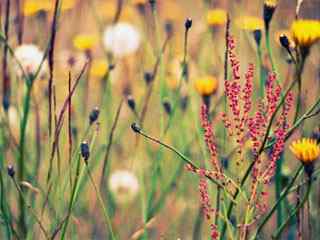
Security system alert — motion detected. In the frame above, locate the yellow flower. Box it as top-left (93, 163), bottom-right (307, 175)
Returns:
top-left (132, 0), bottom-right (148, 5)
top-left (194, 76), bottom-right (218, 96)
top-left (235, 16), bottom-right (264, 31)
top-left (290, 19), bottom-right (320, 47)
top-left (73, 34), bottom-right (98, 51)
top-left (40, 0), bottom-right (76, 12)
top-left (23, 0), bottom-right (44, 16)
top-left (264, 0), bottom-right (277, 8)
top-left (290, 138), bottom-right (320, 164)
top-left (206, 9), bottom-right (227, 27)
top-left (90, 59), bottom-right (108, 78)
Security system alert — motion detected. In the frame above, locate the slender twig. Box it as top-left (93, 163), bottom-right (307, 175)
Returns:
top-left (2, 0), bottom-right (10, 111)
top-left (48, 0), bottom-right (61, 138)
top-left (272, 179), bottom-right (312, 239)
top-left (252, 164), bottom-right (303, 239)
top-left (100, 98), bottom-right (124, 190)
top-left (47, 63), bottom-right (88, 183)
top-left (11, 177), bottom-right (50, 240)
top-left (85, 163), bottom-right (116, 239)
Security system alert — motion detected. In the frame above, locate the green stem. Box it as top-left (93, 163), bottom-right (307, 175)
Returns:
top-left (257, 44), bottom-right (264, 98)
top-left (275, 155), bottom-right (284, 229)
top-left (86, 165), bottom-right (116, 239)
top-left (272, 177), bottom-right (312, 239)
top-left (265, 29), bottom-right (276, 72)
top-left (252, 164), bottom-right (303, 239)
top-left (18, 79), bottom-right (33, 237)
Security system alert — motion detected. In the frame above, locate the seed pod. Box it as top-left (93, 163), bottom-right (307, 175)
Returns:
top-left (162, 100), bottom-right (172, 115)
top-left (81, 141), bottom-right (90, 162)
top-left (253, 29), bottom-right (262, 46)
top-left (279, 34), bottom-right (290, 50)
top-left (131, 123), bottom-right (141, 133)
top-left (185, 18), bottom-right (192, 30)
top-left (7, 165), bottom-right (15, 178)
top-left (144, 72), bottom-right (153, 85)
top-left (89, 107), bottom-right (100, 125)
top-left (127, 95), bottom-right (136, 111)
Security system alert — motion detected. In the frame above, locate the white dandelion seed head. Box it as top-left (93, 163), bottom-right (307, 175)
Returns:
top-left (103, 22), bottom-right (141, 58)
top-left (14, 44), bottom-right (47, 78)
top-left (108, 170), bottom-right (139, 204)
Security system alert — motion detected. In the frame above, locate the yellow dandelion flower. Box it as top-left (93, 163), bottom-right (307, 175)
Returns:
top-left (90, 59), bottom-right (108, 78)
top-left (264, 0), bottom-right (277, 8)
top-left (194, 76), bottom-right (218, 96)
top-left (73, 34), bottom-right (98, 51)
top-left (23, 0), bottom-right (44, 16)
top-left (206, 9), bottom-right (227, 27)
top-left (236, 16), bottom-right (264, 31)
top-left (290, 138), bottom-right (320, 164)
top-left (290, 19), bottom-right (320, 47)
top-left (132, 0), bottom-right (148, 5)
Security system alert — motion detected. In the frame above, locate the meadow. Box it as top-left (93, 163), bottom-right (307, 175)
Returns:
top-left (0, 0), bottom-right (320, 239)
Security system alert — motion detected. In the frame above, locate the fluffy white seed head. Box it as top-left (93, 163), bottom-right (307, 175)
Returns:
top-left (103, 22), bottom-right (141, 58)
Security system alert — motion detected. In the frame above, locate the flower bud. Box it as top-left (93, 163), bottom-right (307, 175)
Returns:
top-left (144, 72), bottom-right (153, 85)
top-left (127, 95), bottom-right (136, 111)
top-left (162, 100), bottom-right (172, 115)
top-left (253, 29), bottom-right (262, 46)
top-left (131, 123), bottom-right (141, 133)
top-left (7, 165), bottom-right (15, 178)
top-left (89, 107), bottom-right (100, 125)
top-left (185, 18), bottom-right (192, 30)
top-left (81, 141), bottom-right (90, 162)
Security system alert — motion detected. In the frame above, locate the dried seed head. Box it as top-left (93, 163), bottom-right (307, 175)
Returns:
top-left (185, 18), bottom-right (193, 30)
top-left (253, 29), bottom-right (262, 46)
top-left (89, 107), bottom-right (100, 125)
top-left (131, 123), bottom-right (141, 133)
top-left (80, 141), bottom-right (90, 162)
top-left (127, 95), bottom-right (136, 111)
top-left (162, 100), bottom-right (172, 115)
top-left (263, 0), bottom-right (277, 30)
top-left (144, 72), bottom-right (153, 85)
top-left (279, 34), bottom-right (290, 50)
top-left (165, 20), bottom-right (174, 38)
top-left (7, 165), bottom-right (15, 178)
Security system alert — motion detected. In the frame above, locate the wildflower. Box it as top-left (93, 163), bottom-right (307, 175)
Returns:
top-left (290, 138), bottom-right (320, 164)
top-left (14, 44), bottom-right (47, 78)
top-left (89, 107), bottom-right (100, 125)
top-left (90, 59), bottom-right (108, 78)
top-left (103, 23), bottom-right (141, 58)
top-left (108, 170), bottom-right (139, 204)
top-left (263, 0), bottom-right (277, 30)
top-left (290, 19), bottom-right (320, 48)
top-left (23, 0), bottom-right (44, 16)
top-left (206, 9), bottom-right (227, 27)
top-left (132, 0), bottom-right (147, 5)
top-left (290, 138), bottom-right (320, 177)
top-left (73, 34), bottom-right (98, 51)
top-left (235, 16), bottom-right (264, 31)
top-left (194, 76), bottom-right (218, 97)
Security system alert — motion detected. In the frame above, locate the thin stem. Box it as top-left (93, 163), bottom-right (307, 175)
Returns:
top-left (12, 178), bottom-right (50, 240)
top-left (85, 164), bottom-right (116, 239)
top-left (18, 79), bottom-right (33, 237)
top-left (252, 164), bottom-right (303, 239)
top-left (272, 178), bottom-right (312, 239)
